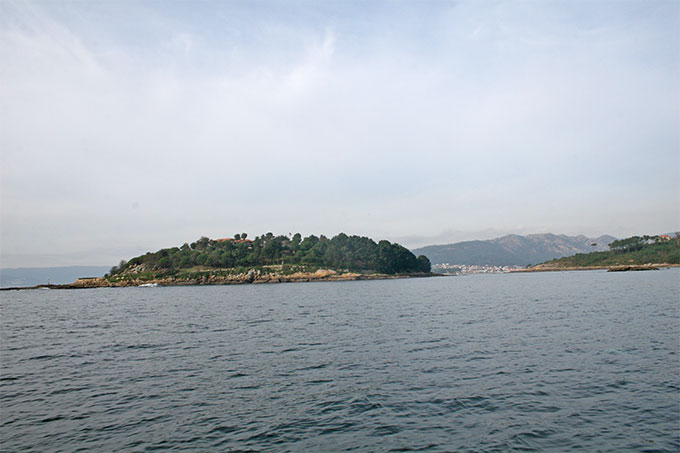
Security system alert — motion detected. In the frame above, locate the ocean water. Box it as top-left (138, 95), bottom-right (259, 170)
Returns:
top-left (1, 269), bottom-right (678, 451)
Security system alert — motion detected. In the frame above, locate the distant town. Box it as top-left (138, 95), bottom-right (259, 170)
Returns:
top-left (432, 264), bottom-right (524, 275)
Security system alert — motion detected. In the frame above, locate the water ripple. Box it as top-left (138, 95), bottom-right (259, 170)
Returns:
top-left (1, 270), bottom-right (679, 451)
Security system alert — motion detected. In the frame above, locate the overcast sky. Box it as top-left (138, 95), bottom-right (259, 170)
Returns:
top-left (1, 0), bottom-right (678, 267)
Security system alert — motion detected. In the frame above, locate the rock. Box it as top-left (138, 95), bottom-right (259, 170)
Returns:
top-left (607, 265), bottom-right (659, 272)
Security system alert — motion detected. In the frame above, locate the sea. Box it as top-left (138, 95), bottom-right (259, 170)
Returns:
top-left (1, 269), bottom-right (678, 452)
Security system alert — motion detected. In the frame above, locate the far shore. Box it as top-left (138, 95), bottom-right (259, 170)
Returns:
top-left (511, 263), bottom-right (680, 273)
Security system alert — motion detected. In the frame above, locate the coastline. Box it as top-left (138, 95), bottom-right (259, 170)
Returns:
top-left (0, 269), bottom-right (440, 291)
top-left (510, 263), bottom-right (679, 273)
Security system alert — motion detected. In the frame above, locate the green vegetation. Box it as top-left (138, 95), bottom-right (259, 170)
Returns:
top-left (540, 234), bottom-right (679, 267)
top-left (105, 264), bottom-right (321, 283)
top-left (108, 232), bottom-right (431, 278)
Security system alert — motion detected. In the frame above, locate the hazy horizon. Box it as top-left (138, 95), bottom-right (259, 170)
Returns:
top-left (2, 1), bottom-right (678, 268)
top-left (3, 229), bottom-right (669, 270)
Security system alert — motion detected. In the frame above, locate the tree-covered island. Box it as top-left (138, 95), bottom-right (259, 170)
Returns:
top-left (71, 233), bottom-right (433, 287)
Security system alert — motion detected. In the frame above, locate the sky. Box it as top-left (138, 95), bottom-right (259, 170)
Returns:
top-left (1, 0), bottom-right (678, 267)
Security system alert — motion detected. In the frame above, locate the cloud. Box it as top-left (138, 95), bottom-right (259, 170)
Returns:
top-left (1, 0), bottom-right (678, 266)
top-left (281, 28), bottom-right (335, 99)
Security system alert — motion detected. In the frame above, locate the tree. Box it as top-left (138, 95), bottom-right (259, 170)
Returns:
top-left (108, 231), bottom-right (430, 276)
top-left (376, 240), bottom-right (397, 273)
top-left (241, 233), bottom-right (248, 240)
top-left (610, 236), bottom-right (645, 253)
top-left (193, 236), bottom-right (210, 250)
top-left (207, 251), bottom-right (222, 267)
top-left (292, 233), bottom-right (302, 247)
top-left (179, 255), bottom-right (193, 268)
top-left (300, 235), bottom-right (319, 250)
top-left (417, 255), bottom-right (431, 273)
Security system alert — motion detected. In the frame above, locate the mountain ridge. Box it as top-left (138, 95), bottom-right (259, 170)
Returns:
top-left (413, 233), bottom-right (617, 266)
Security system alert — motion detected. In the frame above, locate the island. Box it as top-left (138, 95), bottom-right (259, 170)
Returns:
top-left (26, 233), bottom-right (434, 289)
top-left (515, 234), bottom-right (680, 272)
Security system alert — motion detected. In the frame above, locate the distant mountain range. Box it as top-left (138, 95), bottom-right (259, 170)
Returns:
top-left (0, 266), bottom-right (110, 288)
top-left (412, 234), bottom-right (617, 266)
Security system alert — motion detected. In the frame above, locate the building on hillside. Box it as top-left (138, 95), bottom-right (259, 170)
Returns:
top-left (215, 238), bottom-right (253, 244)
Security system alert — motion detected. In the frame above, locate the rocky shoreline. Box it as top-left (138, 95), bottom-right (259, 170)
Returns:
top-left (511, 263), bottom-right (678, 273)
top-left (1, 269), bottom-right (438, 291)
